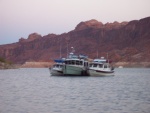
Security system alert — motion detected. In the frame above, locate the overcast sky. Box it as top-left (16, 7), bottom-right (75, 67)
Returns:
top-left (0, 0), bottom-right (150, 45)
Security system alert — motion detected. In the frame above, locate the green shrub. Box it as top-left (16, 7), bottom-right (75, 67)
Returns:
top-left (0, 57), bottom-right (5, 63)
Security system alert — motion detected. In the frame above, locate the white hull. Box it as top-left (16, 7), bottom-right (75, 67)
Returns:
top-left (88, 69), bottom-right (114, 76)
top-left (49, 68), bottom-right (63, 76)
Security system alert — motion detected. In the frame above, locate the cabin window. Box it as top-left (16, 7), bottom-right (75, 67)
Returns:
top-left (76, 61), bottom-right (79, 65)
top-left (84, 62), bottom-right (88, 67)
top-left (65, 60), bottom-right (84, 66)
top-left (55, 65), bottom-right (59, 68)
top-left (72, 60), bottom-right (75, 65)
top-left (79, 61), bottom-right (83, 65)
top-left (70, 61), bottom-right (72, 64)
top-left (93, 64), bottom-right (97, 67)
top-left (65, 61), bottom-right (68, 64)
top-left (99, 64), bottom-right (103, 68)
top-left (104, 65), bottom-right (107, 68)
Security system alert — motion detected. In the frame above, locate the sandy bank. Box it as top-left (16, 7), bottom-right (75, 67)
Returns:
top-left (114, 62), bottom-right (150, 68)
top-left (21, 61), bottom-right (54, 68)
top-left (20, 61), bottom-right (150, 68)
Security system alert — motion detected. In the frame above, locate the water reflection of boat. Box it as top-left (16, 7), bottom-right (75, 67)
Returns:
top-left (49, 59), bottom-right (64, 76)
top-left (87, 58), bottom-right (114, 76)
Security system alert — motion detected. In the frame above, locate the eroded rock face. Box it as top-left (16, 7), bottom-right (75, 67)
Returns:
top-left (0, 17), bottom-right (150, 63)
top-left (28, 33), bottom-right (42, 41)
top-left (75, 19), bottom-right (103, 30)
top-left (19, 33), bottom-right (42, 43)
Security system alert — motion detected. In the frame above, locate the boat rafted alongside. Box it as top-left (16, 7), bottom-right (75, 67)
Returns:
top-left (88, 57), bottom-right (114, 76)
top-left (49, 59), bottom-right (65, 76)
top-left (63, 53), bottom-right (89, 76)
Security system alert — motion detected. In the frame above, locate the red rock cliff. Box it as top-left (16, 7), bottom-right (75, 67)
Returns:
top-left (0, 17), bottom-right (150, 63)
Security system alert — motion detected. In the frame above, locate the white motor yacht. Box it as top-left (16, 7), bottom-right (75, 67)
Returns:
top-left (88, 58), bottom-right (114, 76)
top-left (49, 59), bottom-right (64, 76)
top-left (63, 53), bottom-right (89, 76)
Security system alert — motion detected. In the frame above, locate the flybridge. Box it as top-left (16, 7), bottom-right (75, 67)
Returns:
top-left (68, 52), bottom-right (88, 60)
top-left (93, 58), bottom-right (112, 64)
top-left (93, 57), bottom-right (106, 63)
top-left (54, 59), bottom-right (65, 63)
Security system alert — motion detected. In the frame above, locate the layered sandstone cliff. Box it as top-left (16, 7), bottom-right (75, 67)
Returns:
top-left (0, 17), bottom-right (150, 65)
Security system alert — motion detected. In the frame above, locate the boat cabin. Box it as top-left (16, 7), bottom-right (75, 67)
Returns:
top-left (89, 62), bottom-right (110, 69)
top-left (65, 59), bottom-right (89, 67)
top-left (52, 64), bottom-right (63, 68)
top-left (65, 52), bottom-right (89, 67)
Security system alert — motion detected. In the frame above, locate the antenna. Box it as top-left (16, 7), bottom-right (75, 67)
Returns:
top-left (60, 42), bottom-right (62, 58)
top-left (71, 47), bottom-right (75, 53)
top-left (66, 36), bottom-right (70, 58)
top-left (107, 53), bottom-right (109, 63)
top-left (97, 50), bottom-right (99, 58)
top-left (59, 37), bottom-right (62, 58)
top-left (67, 42), bottom-right (68, 58)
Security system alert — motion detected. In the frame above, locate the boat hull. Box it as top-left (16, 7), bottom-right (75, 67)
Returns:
top-left (49, 68), bottom-right (63, 76)
top-left (88, 69), bottom-right (114, 76)
top-left (63, 65), bottom-right (87, 76)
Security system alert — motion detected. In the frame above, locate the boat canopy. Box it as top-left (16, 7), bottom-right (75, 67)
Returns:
top-left (69, 53), bottom-right (78, 59)
top-left (68, 52), bottom-right (88, 60)
top-left (79, 54), bottom-right (88, 59)
top-left (54, 59), bottom-right (65, 63)
top-left (93, 58), bottom-right (106, 63)
top-left (93, 58), bottom-right (112, 64)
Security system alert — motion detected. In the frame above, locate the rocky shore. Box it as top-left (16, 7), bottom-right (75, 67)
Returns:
top-left (21, 61), bottom-right (54, 68)
top-left (0, 62), bottom-right (20, 69)
top-left (21, 61), bottom-right (150, 68)
top-left (1, 61), bottom-right (150, 69)
top-left (114, 62), bottom-right (150, 68)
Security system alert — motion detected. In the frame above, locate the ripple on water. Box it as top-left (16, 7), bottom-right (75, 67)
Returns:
top-left (0, 68), bottom-right (150, 113)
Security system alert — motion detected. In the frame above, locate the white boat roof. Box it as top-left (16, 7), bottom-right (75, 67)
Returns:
top-left (93, 58), bottom-right (106, 62)
top-left (65, 58), bottom-right (85, 61)
top-left (91, 62), bottom-right (103, 64)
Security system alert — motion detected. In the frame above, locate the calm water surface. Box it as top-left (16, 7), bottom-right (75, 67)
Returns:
top-left (0, 68), bottom-right (150, 113)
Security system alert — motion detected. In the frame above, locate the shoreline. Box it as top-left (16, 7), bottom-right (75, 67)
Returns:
top-left (21, 61), bottom-right (150, 68)
top-left (1, 61), bottom-right (150, 69)
top-left (114, 62), bottom-right (150, 68)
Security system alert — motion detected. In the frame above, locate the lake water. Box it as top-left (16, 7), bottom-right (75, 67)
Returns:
top-left (0, 68), bottom-right (150, 113)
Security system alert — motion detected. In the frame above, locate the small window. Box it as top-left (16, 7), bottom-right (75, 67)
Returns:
top-left (99, 64), bottom-right (103, 68)
top-left (68, 61), bottom-right (72, 64)
top-left (79, 61), bottom-right (83, 65)
top-left (84, 62), bottom-right (88, 67)
top-left (84, 62), bottom-right (85, 66)
top-left (93, 64), bottom-right (97, 67)
top-left (72, 60), bottom-right (75, 65)
top-left (65, 61), bottom-right (68, 64)
top-left (89, 64), bottom-right (92, 67)
top-left (53, 65), bottom-right (56, 68)
top-left (76, 61), bottom-right (79, 65)
top-left (104, 65), bottom-right (107, 68)
top-left (55, 65), bottom-right (59, 68)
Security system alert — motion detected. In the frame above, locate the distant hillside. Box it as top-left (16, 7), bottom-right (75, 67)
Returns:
top-left (0, 17), bottom-right (150, 64)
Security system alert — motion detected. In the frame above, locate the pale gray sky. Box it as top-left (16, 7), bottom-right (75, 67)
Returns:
top-left (0, 0), bottom-right (150, 44)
